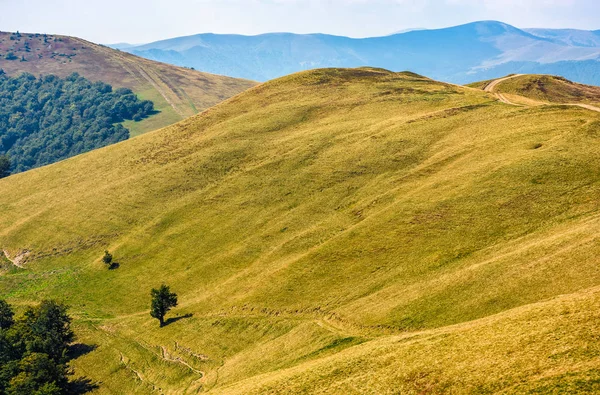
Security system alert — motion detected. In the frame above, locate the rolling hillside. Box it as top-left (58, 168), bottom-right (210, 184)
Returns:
top-left (0, 31), bottom-right (256, 136)
top-left (474, 74), bottom-right (600, 108)
top-left (1, 68), bottom-right (600, 393)
top-left (119, 21), bottom-right (600, 85)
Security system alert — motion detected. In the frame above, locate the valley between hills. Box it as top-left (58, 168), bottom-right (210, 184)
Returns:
top-left (1, 67), bottom-right (600, 393)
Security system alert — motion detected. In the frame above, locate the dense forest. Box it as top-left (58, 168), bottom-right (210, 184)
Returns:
top-left (0, 71), bottom-right (155, 174)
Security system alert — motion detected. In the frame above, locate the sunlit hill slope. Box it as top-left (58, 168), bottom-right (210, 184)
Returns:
top-left (0, 31), bottom-right (256, 136)
top-left (1, 68), bottom-right (600, 393)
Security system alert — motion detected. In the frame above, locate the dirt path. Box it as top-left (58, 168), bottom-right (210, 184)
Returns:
top-left (484, 74), bottom-right (600, 113)
top-left (119, 353), bottom-right (164, 394)
top-left (70, 37), bottom-right (187, 118)
top-left (484, 74), bottom-right (524, 105)
top-left (160, 346), bottom-right (205, 378)
top-left (567, 103), bottom-right (600, 113)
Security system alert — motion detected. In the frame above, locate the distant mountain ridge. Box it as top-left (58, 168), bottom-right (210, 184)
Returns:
top-left (524, 28), bottom-right (600, 47)
top-left (117, 21), bottom-right (600, 85)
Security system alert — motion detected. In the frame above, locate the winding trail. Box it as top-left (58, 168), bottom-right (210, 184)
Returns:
top-left (119, 353), bottom-right (164, 394)
top-left (483, 74), bottom-right (525, 105)
top-left (160, 346), bottom-right (205, 378)
top-left (483, 74), bottom-right (600, 113)
top-left (70, 37), bottom-right (188, 118)
top-left (566, 103), bottom-right (600, 113)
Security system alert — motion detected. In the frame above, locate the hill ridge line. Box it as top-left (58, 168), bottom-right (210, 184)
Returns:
top-left (484, 74), bottom-right (600, 112)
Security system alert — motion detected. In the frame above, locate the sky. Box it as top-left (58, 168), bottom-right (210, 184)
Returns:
top-left (0, 0), bottom-right (598, 44)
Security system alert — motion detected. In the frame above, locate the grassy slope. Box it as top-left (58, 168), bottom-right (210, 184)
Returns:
top-left (1, 68), bottom-right (600, 393)
top-left (470, 74), bottom-right (600, 107)
top-left (222, 286), bottom-right (600, 394)
top-left (0, 31), bottom-right (256, 135)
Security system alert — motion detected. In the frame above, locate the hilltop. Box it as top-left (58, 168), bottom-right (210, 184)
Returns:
top-left (119, 21), bottom-right (600, 85)
top-left (471, 74), bottom-right (600, 108)
top-left (1, 69), bottom-right (600, 393)
top-left (0, 31), bottom-right (256, 136)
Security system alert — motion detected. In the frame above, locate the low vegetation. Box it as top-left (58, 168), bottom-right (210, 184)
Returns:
top-left (1, 68), bottom-right (599, 393)
top-left (0, 72), bottom-right (155, 173)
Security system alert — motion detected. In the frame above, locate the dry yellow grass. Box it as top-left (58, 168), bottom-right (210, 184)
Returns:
top-left (1, 68), bottom-right (600, 393)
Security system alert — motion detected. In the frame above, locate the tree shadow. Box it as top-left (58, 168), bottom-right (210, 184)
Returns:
top-left (67, 343), bottom-right (98, 360)
top-left (135, 109), bottom-right (160, 122)
top-left (67, 376), bottom-right (100, 394)
top-left (108, 262), bottom-right (120, 270)
top-left (66, 344), bottom-right (100, 393)
top-left (164, 313), bottom-right (194, 327)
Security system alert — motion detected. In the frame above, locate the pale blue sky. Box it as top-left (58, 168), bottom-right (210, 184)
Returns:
top-left (1, 0), bottom-right (598, 44)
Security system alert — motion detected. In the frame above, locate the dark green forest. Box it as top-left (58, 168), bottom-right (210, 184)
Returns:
top-left (0, 71), bottom-right (155, 174)
top-left (0, 300), bottom-right (95, 394)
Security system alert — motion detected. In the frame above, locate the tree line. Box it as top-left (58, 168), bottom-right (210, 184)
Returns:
top-left (0, 71), bottom-right (155, 175)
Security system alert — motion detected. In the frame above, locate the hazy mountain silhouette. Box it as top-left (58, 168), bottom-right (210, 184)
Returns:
top-left (117, 21), bottom-right (600, 84)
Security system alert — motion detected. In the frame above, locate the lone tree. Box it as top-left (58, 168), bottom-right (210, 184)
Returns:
top-left (150, 285), bottom-right (178, 327)
top-left (102, 250), bottom-right (113, 267)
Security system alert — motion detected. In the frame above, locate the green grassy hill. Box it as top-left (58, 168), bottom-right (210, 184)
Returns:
top-left (1, 68), bottom-right (600, 393)
top-left (0, 31), bottom-right (256, 136)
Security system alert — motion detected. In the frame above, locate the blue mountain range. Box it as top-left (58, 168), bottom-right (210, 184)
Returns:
top-left (114, 21), bottom-right (600, 85)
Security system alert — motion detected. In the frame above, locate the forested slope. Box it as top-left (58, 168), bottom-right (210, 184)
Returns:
top-left (0, 72), bottom-right (154, 173)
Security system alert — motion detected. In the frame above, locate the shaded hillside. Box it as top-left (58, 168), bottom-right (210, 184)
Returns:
top-left (1, 68), bottom-right (600, 393)
top-left (0, 31), bottom-right (256, 136)
top-left (121, 21), bottom-right (600, 85)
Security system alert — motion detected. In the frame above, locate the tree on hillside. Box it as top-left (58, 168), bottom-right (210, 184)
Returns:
top-left (150, 285), bottom-right (178, 327)
top-left (0, 300), bottom-right (91, 394)
top-left (19, 300), bottom-right (74, 362)
top-left (102, 251), bottom-right (113, 267)
top-left (0, 300), bottom-right (14, 330)
top-left (6, 352), bottom-right (67, 394)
